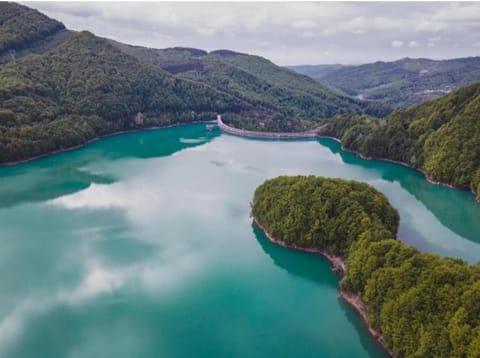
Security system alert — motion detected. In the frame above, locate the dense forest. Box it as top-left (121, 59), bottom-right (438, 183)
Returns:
top-left (112, 42), bottom-right (391, 131)
top-left (0, 2), bottom-right (391, 163)
top-left (0, 2), bottom-right (65, 57)
top-left (252, 176), bottom-right (480, 358)
top-left (324, 83), bottom-right (480, 201)
top-left (292, 56), bottom-right (480, 108)
top-left (0, 31), bottom-right (244, 163)
top-left (251, 175), bottom-right (399, 257)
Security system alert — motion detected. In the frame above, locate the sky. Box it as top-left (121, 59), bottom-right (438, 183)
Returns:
top-left (24, 1), bottom-right (480, 66)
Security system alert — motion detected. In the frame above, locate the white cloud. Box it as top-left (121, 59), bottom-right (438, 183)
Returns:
top-left (22, 2), bottom-right (480, 64)
top-left (392, 40), bottom-right (404, 48)
top-left (408, 40), bottom-right (419, 48)
top-left (300, 30), bottom-right (314, 39)
top-left (433, 3), bottom-right (480, 22)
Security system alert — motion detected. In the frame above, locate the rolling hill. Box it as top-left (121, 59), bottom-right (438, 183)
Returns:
top-left (0, 30), bottom-right (245, 163)
top-left (292, 57), bottom-right (480, 108)
top-left (110, 42), bottom-right (390, 131)
top-left (0, 2), bottom-right (388, 163)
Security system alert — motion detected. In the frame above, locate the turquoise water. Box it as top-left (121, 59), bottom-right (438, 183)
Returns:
top-left (0, 124), bottom-right (479, 357)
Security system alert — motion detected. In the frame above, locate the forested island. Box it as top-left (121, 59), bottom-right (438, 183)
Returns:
top-left (252, 176), bottom-right (480, 358)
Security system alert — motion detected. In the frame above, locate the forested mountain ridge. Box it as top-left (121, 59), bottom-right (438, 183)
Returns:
top-left (0, 2), bottom-right (392, 163)
top-left (324, 82), bottom-right (480, 200)
top-left (292, 57), bottom-right (480, 108)
top-left (252, 176), bottom-right (480, 358)
top-left (0, 31), bottom-right (246, 163)
top-left (0, 2), bottom-right (70, 64)
top-left (111, 41), bottom-right (391, 131)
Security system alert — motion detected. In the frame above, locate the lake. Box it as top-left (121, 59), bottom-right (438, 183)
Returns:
top-left (0, 123), bottom-right (479, 357)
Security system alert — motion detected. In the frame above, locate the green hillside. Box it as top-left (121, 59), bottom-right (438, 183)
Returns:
top-left (325, 83), bottom-right (480, 200)
top-left (0, 2), bottom-right (69, 64)
top-left (0, 31), bottom-right (243, 163)
top-left (252, 175), bottom-right (480, 358)
top-left (112, 42), bottom-right (389, 131)
top-left (293, 57), bottom-right (480, 108)
top-left (0, 2), bottom-right (389, 163)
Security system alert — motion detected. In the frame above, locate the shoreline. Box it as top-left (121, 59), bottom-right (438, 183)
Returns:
top-left (0, 120), bottom-right (216, 167)
top-left (252, 215), bottom-right (395, 358)
top-left (314, 133), bottom-right (478, 201)
top-left (252, 216), bottom-right (345, 274)
top-left (217, 117), bottom-right (476, 200)
top-left (4, 117), bottom-right (478, 202)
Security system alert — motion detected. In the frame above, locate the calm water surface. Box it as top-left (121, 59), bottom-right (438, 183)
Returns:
top-left (0, 124), bottom-right (479, 357)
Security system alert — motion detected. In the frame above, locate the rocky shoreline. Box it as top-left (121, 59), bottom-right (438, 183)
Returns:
top-left (252, 216), bottom-right (345, 274)
top-left (252, 215), bottom-right (395, 358)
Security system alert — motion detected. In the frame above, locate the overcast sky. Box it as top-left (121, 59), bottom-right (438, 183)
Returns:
top-left (24, 1), bottom-right (480, 66)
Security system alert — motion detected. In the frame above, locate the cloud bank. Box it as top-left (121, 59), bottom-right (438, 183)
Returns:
top-left (24, 2), bottom-right (480, 65)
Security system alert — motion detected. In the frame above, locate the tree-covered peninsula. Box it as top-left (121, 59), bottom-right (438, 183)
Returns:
top-left (251, 176), bottom-right (399, 257)
top-left (252, 176), bottom-right (480, 358)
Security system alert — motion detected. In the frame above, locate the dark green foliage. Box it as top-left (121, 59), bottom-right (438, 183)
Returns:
top-left (343, 238), bottom-right (480, 358)
top-left (0, 31), bottom-right (243, 163)
top-left (326, 83), bottom-right (480, 199)
top-left (0, 2), bottom-right (391, 162)
top-left (253, 175), bottom-right (480, 358)
top-left (295, 57), bottom-right (480, 108)
top-left (251, 176), bottom-right (399, 257)
top-left (111, 41), bottom-right (382, 131)
top-left (0, 2), bottom-right (65, 55)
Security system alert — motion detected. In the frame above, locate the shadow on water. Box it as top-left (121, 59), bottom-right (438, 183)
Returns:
top-left (0, 124), bottom-right (220, 209)
top-left (252, 224), bottom-right (388, 358)
top-left (252, 224), bottom-right (337, 288)
top-left (319, 138), bottom-right (480, 245)
top-left (338, 298), bottom-right (389, 358)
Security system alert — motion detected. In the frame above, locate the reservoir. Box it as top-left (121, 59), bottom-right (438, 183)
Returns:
top-left (0, 123), bottom-right (479, 357)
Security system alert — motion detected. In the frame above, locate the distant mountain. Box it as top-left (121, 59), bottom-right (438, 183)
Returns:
top-left (325, 82), bottom-right (480, 200)
top-left (110, 42), bottom-right (387, 131)
top-left (292, 57), bottom-right (480, 108)
top-left (288, 64), bottom-right (344, 81)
